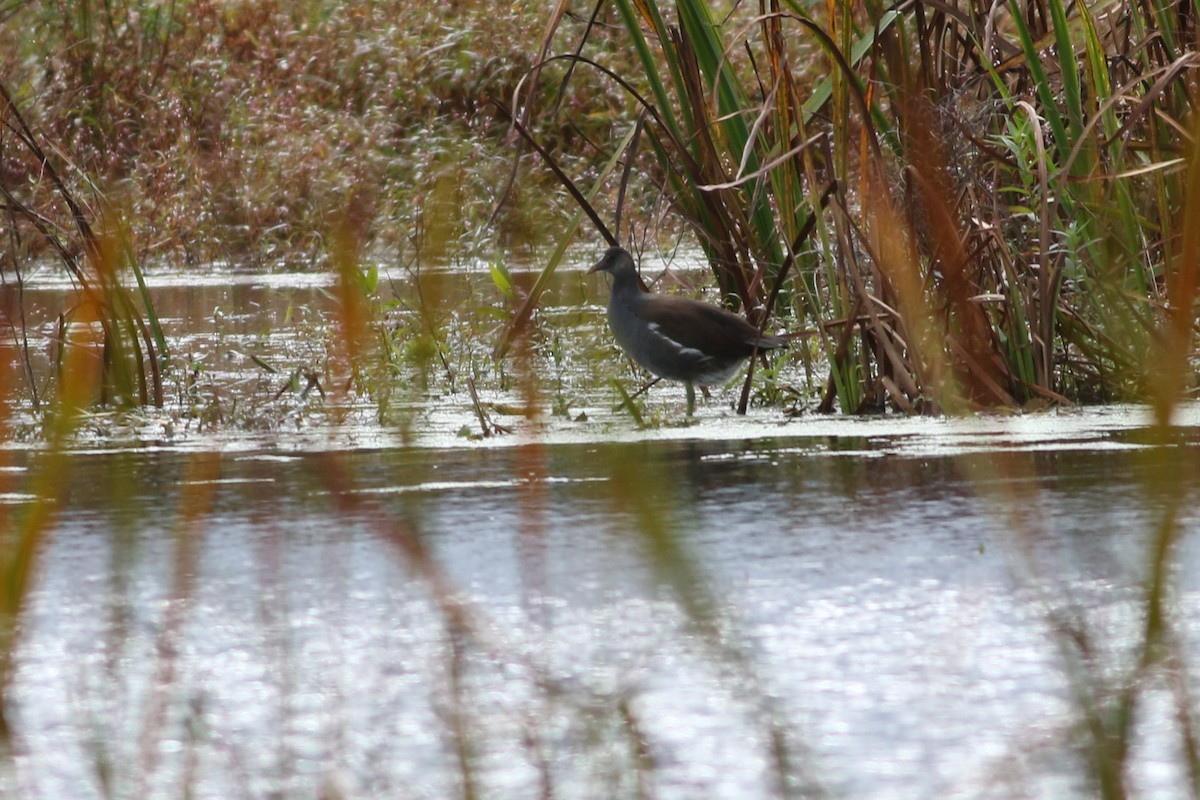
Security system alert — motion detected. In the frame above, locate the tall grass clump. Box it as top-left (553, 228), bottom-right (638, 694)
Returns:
top-left (1, 83), bottom-right (167, 411)
top-left (512, 0), bottom-right (1198, 414)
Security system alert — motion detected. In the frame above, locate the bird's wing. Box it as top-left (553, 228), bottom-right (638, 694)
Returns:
top-left (637, 295), bottom-right (781, 359)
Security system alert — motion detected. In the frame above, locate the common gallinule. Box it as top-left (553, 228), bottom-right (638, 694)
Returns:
top-left (589, 246), bottom-right (786, 415)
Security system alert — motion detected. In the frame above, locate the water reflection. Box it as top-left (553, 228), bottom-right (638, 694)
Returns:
top-left (5, 416), bottom-right (1200, 799)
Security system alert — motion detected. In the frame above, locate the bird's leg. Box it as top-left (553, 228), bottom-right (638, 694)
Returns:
top-left (686, 382), bottom-right (696, 416)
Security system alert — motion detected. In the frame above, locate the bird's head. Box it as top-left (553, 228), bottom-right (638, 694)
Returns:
top-left (588, 246), bottom-right (636, 279)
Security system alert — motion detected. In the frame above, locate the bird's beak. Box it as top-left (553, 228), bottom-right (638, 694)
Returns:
top-left (587, 258), bottom-right (605, 274)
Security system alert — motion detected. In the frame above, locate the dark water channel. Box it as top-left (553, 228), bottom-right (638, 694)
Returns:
top-left (3, 267), bottom-right (1200, 799)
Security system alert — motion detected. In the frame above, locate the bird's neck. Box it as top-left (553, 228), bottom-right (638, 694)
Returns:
top-left (610, 267), bottom-right (642, 297)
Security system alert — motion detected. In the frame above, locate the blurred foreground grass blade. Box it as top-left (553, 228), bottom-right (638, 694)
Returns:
top-left (862, 165), bottom-right (948, 412)
top-left (1149, 110), bottom-right (1200, 424)
top-left (1062, 109), bottom-right (1200, 800)
top-left (598, 442), bottom-right (824, 798)
top-left (136, 451), bottom-right (219, 792)
top-left (791, 4), bottom-right (899, 124)
top-left (1125, 111), bottom-right (1200, 711)
top-left (0, 284), bottom-right (107, 736)
top-left (329, 191), bottom-right (375, 406)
